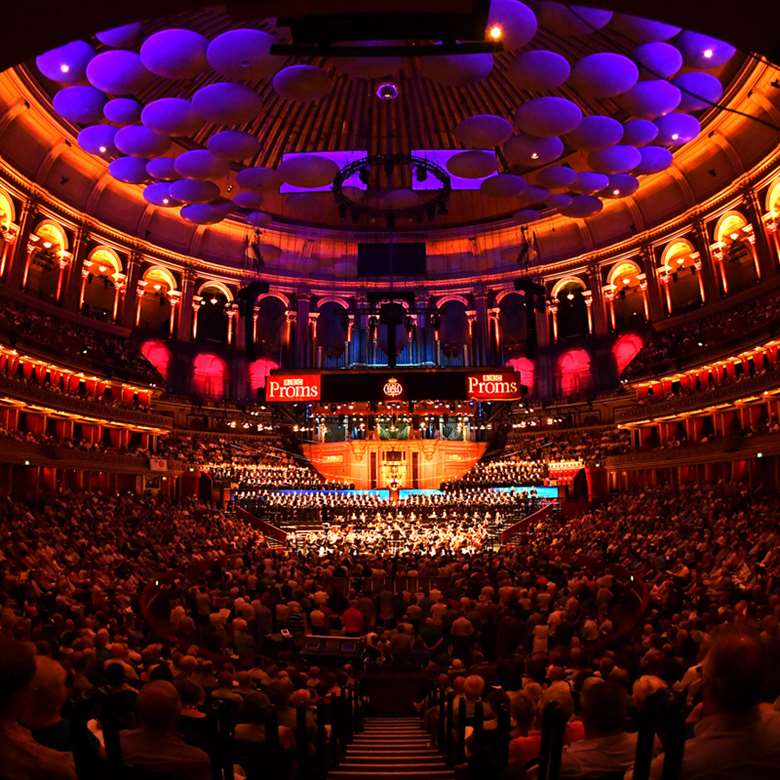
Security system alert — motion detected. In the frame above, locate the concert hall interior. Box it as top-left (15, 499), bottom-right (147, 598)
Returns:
top-left (0, 1), bottom-right (779, 779)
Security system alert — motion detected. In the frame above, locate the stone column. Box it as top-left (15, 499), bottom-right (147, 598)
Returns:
top-left (465, 309), bottom-right (477, 366)
top-left (63, 225), bottom-right (87, 311)
top-left (0, 220), bottom-right (20, 279)
top-left (548, 299), bottom-right (559, 342)
top-left (587, 267), bottom-right (608, 335)
top-left (582, 290), bottom-right (594, 334)
top-left (694, 221), bottom-right (722, 301)
top-left (122, 253), bottom-right (143, 328)
top-left (308, 311), bottom-right (320, 367)
top-left (295, 290), bottom-right (311, 368)
top-left (744, 187), bottom-right (776, 279)
top-left (167, 290), bottom-right (181, 338)
top-left (473, 289), bottom-right (490, 366)
top-left (191, 296), bottom-right (204, 340)
top-left (534, 299), bottom-right (550, 347)
top-left (488, 306), bottom-right (501, 365)
top-left (7, 199), bottom-right (37, 289)
top-left (176, 270), bottom-right (196, 341)
top-left (226, 302), bottom-right (239, 347)
top-left (640, 245), bottom-right (665, 322)
top-left (414, 295), bottom-right (430, 366)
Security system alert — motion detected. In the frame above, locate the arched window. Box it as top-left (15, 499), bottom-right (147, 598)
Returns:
top-left (551, 278), bottom-right (588, 340)
top-left (766, 178), bottom-right (780, 214)
top-left (139, 266), bottom-right (177, 334)
top-left (556, 348), bottom-right (592, 398)
top-left (607, 260), bottom-right (646, 328)
top-left (0, 190), bottom-right (15, 228)
top-left (714, 210), bottom-right (758, 293)
top-left (255, 295), bottom-right (288, 358)
top-left (438, 299), bottom-right (468, 366)
top-left (498, 292), bottom-right (528, 355)
top-left (660, 238), bottom-right (701, 312)
top-left (26, 220), bottom-right (69, 301)
top-left (192, 353), bottom-right (226, 399)
top-left (140, 340), bottom-right (171, 382)
top-left (197, 281), bottom-right (232, 344)
top-left (82, 247), bottom-right (124, 320)
top-left (316, 301), bottom-right (348, 367)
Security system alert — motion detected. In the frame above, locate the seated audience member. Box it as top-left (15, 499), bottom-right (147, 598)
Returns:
top-left (0, 639), bottom-right (77, 780)
top-left (25, 656), bottom-right (101, 761)
top-left (119, 681), bottom-right (211, 780)
top-left (645, 630), bottom-right (780, 779)
top-left (558, 681), bottom-right (635, 778)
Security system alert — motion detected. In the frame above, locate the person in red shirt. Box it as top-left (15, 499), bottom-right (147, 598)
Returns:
top-left (342, 602), bottom-right (365, 636)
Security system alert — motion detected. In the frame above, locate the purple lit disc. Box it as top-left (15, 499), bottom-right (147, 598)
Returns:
top-left (418, 54), bottom-right (493, 86)
top-left (141, 98), bottom-right (202, 136)
top-left (514, 208), bottom-right (541, 223)
top-left (108, 156), bottom-right (149, 184)
top-left (486, 0), bottom-right (537, 49)
top-left (146, 157), bottom-right (178, 181)
top-left (655, 112), bottom-right (701, 145)
top-left (143, 182), bottom-right (181, 207)
top-left (515, 97), bottom-right (582, 137)
top-left (104, 97), bottom-right (141, 126)
top-left (602, 173), bottom-right (639, 197)
top-left (560, 194), bottom-right (603, 218)
top-left (571, 171), bottom-right (609, 194)
top-left (509, 50), bottom-right (570, 91)
top-left (191, 82), bottom-right (263, 125)
top-left (564, 116), bottom-right (623, 151)
top-left (633, 145), bottom-right (673, 175)
top-left (77, 124), bottom-right (118, 156)
top-left (571, 53), bottom-right (638, 98)
top-left (140, 29), bottom-right (208, 80)
top-left (180, 203), bottom-right (227, 225)
top-left (174, 150), bottom-right (230, 180)
top-left (207, 29), bottom-right (278, 81)
top-left (115, 125), bottom-right (170, 157)
top-left (36, 40), bottom-right (95, 84)
top-left (237, 167), bottom-right (282, 192)
top-left (538, 2), bottom-right (613, 36)
top-left (480, 174), bottom-right (527, 198)
top-left (246, 211), bottom-right (273, 227)
top-left (618, 80), bottom-right (681, 118)
top-left (207, 130), bottom-right (261, 161)
top-left (535, 165), bottom-right (576, 189)
top-left (272, 65), bottom-right (331, 101)
top-left (611, 14), bottom-right (680, 42)
top-left (446, 150), bottom-right (498, 178)
top-left (587, 145), bottom-right (641, 173)
top-left (622, 118), bottom-right (659, 146)
top-left (633, 42), bottom-right (683, 79)
top-left (53, 86), bottom-right (106, 124)
top-left (96, 23), bottom-right (143, 49)
top-left (676, 31), bottom-right (736, 69)
top-left (547, 193), bottom-right (573, 209)
top-left (455, 114), bottom-right (513, 148)
top-left (277, 155), bottom-right (339, 188)
top-left (169, 179), bottom-right (221, 204)
top-left (503, 134), bottom-right (563, 166)
top-left (86, 50), bottom-right (152, 95)
top-left (232, 191), bottom-right (264, 209)
top-left (673, 72), bottom-right (723, 111)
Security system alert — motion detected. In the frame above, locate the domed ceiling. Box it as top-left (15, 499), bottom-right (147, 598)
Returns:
top-left (27, 1), bottom-right (746, 233)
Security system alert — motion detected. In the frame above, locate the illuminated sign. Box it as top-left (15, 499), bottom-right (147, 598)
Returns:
top-left (266, 373), bottom-right (321, 402)
top-left (382, 376), bottom-right (404, 398)
top-left (466, 371), bottom-right (523, 400)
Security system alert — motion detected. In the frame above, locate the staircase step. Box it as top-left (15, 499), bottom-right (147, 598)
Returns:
top-left (329, 773), bottom-right (454, 779)
top-left (345, 753), bottom-right (441, 762)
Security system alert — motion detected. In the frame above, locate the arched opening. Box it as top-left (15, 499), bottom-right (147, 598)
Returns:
top-left (248, 356), bottom-right (279, 398)
top-left (255, 295), bottom-right (287, 359)
top-left (556, 348), bottom-right (592, 398)
top-left (139, 266), bottom-right (176, 335)
top-left (197, 282), bottom-right (231, 344)
top-left (438, 299), bottom-right (468, 366)
top-left (612, 332), bottom-right (644, 375)
top-left (714, 211), bottom-right (757, 293)
top-left (316, 301), bottom-right (348, 368)
top-left (552, 278), bottom-right (588, 341)
top-left (26, 220), bottom-right (68, 301)
top-left (505, 355), bottom-right (536, 396)
top-left (140, 340), bottom-right (171, 382)
top-left (765, 178), bottom-right (780, 214)
top-left (0, 191), bottom-right (14, 227)
top-left (192, 352), bottom-right (227, 399)
top-left (82, 246), bottom-right (123, 321)
top-left (498, 292), bottom-right (528, 358)
top-left (660, 238), bottom-right (701, 312)
top-left (607, 261), bottom-right (645, 329)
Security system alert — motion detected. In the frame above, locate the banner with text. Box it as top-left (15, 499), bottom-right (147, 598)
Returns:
top-left (466, 370), bottom-right (523, 400)
top-left (266, 373), bottom-right (322, 402)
